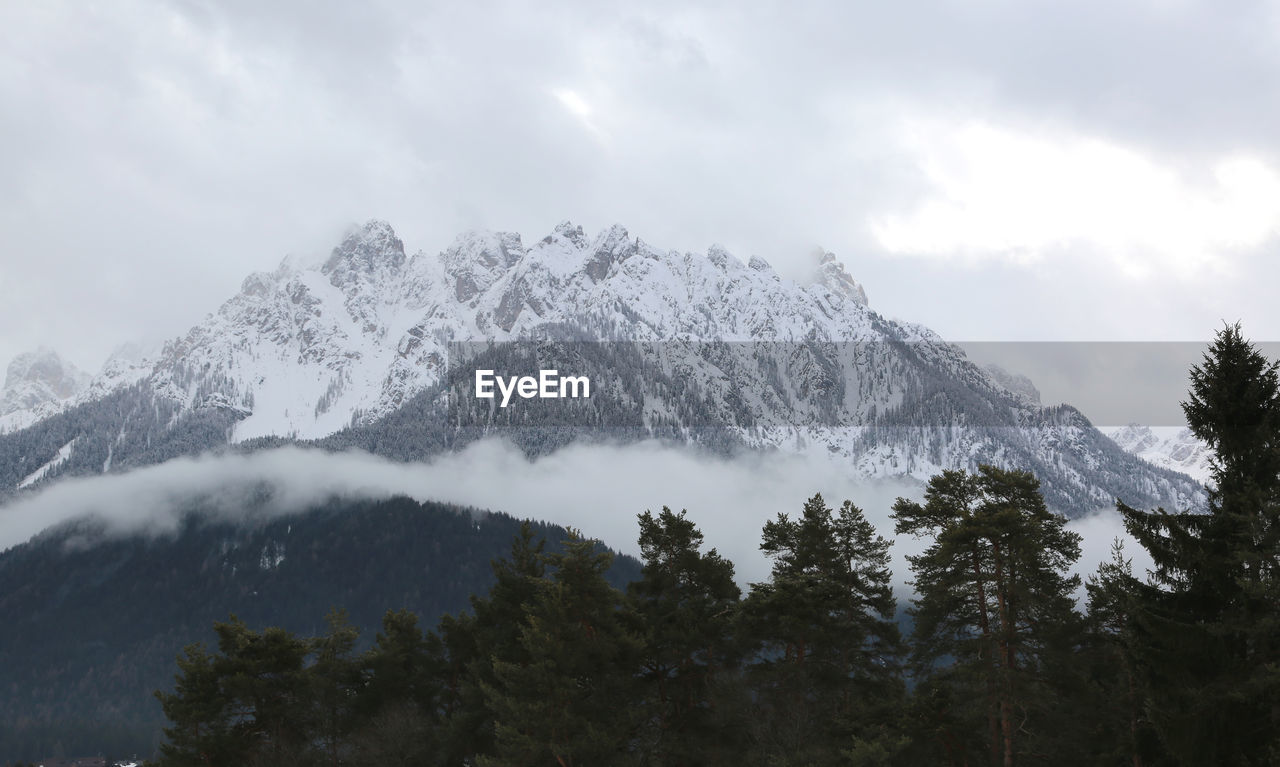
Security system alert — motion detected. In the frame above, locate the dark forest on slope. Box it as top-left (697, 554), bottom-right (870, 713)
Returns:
top-left (0, 496), bottom-right (639, 761)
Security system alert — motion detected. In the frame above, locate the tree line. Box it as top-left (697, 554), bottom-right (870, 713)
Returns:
top-left (148, 324), bottom-right (1280, 766)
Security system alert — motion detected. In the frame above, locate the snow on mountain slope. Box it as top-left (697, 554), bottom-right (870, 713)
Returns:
top-left (1102, 424), bottom-right (1213, 486)
top-left (16, 439), bottom-right (74, 489)
top-left (130, 219), bottom-right (892, 442)
top-left (0, 220), bottom-right (1205, 516)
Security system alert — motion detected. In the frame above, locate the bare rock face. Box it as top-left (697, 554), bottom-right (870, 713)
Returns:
top-left (441, 230), bottom-right (524, 303)
top-left (583, 224), bottom-right (637, 282)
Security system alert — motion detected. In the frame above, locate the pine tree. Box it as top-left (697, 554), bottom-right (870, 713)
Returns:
top-left (153, 616), bottom-right (311, 767)
top-left (480, 530), bottom-right (643, 767)
top-left (350, 609), bottom-right (446, 766)
top-left (359, 608), bottom-right (445, 718)
top-left (211, 617), bottom-right (311, 766)
top-left (627, 507), bottom-right (743, 766)
top-left (439, 522), bottom-right (547, 763)
top-left (308, 609), bottom-right (362, 767)
top-left (154, 644), bottom-right (233, 767)
top-left (893, 467), bottom-right (1082, 767)
top-left (742, 493), bottom-right (904, 766)
top-left (1118, 323), bottom-right (1280, 764)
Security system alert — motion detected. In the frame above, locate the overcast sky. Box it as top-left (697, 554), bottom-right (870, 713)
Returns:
top-left (3, 0), bottom-right (1280, 373)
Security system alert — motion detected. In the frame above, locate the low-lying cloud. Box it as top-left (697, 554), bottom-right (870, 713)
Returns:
top-left (0, 440), bottom-right (1152, 604)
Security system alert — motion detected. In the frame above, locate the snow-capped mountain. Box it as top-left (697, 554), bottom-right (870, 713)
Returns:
top-left (0, 345), bottom-right (154, 434)
top-left (1, 348), bottom-right (88, 414)
top-left (0, 348), bottom-right (90, 420)
top-left (0, 220), bottom-right (1205, 516)
top-left (1102, 424), bottom-right (1213, 486)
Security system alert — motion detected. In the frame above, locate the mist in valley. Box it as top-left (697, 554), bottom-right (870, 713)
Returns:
top-left (0, 439), bottom-right (1154, 601)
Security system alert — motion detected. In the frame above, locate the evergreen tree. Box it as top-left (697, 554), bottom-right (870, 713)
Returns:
top-left (742, 494), bottom-right (904, 766)
top-left (153, 616), bottom-right (311, 767)
top-left (1081, 540), bottom-right (1155, 767)
top-left (211, 617), bottom-right (311, 766)
top-left (480, 530), bottom-right (643, 767)
top-left (1118, 323), bottom-right (1280, 764)
top-left (358, 608), bottom-right (445, 719)
top-left (154, 644), bottom-right (233, 767)
top-left (308, 609), bottom-right (362, 767)
top-left (350, 609), bottom-right (446, 766)
top-left (628, 507), bottom-right (743, 766)
top-left (893, 467), bottom-right (1082, 767)
top-left (439, 522), bottom-right (547, 763)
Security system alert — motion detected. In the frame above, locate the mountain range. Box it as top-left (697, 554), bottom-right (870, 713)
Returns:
top-left (1100, 424), bottom-right (1213, 485)
top-left (0, 220), bottom-right (1205, 517)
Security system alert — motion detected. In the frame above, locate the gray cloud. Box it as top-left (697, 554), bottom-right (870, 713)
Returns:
top-left (2, 0), bottom-right (1278, 374)
top-left (0, 441), bottom-right (921, 585)
top-left (0, 439), bottom-right (1150, 605)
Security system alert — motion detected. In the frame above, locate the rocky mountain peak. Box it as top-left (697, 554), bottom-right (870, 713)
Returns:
top-left (706, 244), bottom-right (733, 269)
top-left (583, 224), bottom-right (637, 282)
top-left (322, 220), bottom-right (407, 286)
top-left (441, 230), bottom-right (525, 303)
top-left (812, 249), bottom-right (868, 306)
top-left (240, 271), bottom-right (277, 299)
top-left (550, 220), bottom-right (587, 247)
top-left (2, 348), bottom-right (90, 415)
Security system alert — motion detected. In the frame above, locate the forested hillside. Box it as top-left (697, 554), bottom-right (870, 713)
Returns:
top-left (0, 496), bottom-right (639, 761)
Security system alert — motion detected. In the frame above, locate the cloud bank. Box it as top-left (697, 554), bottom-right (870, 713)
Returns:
top-left (0, 440), bottom-right (1151, 601)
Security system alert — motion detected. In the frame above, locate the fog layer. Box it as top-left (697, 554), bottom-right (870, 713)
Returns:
top-left (0, 440), bottom-right (1150, 598)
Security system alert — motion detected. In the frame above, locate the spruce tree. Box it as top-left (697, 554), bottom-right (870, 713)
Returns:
top-left (1118, 323), bottom-right (1280, 764)
top-left (211, 617), bottom-right (311, 766)
top-left (359, 608), bottom-right (445, 719)
top-left (893, 466), bottom-right (1082, 767)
